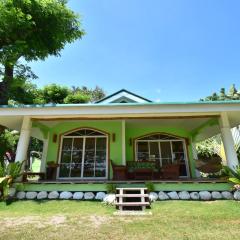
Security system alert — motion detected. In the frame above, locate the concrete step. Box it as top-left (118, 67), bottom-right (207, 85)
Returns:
top-left (115, 202), bottom-right (150, 206)
top-left (116, 187), bottom-right (147, 191)
top-left (116, 194), bottom-right (149, 198)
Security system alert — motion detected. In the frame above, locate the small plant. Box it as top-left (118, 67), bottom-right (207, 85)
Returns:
top-left (145, 181), bottom-right (155, 192)
top-left (106, 183), bottom-right (117, 194)
top-left (221, 165), bottom-right (240, 190)
top-left (0, 161), bottom-right (25, 200)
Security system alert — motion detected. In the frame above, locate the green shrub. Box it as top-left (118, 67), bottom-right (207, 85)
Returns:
top-left (0, 161), bottom-right (25, 200)
top-left (221, 165), bottom-right (240, 190)
top-left (145, 182), bottom-right (155, 192)
top-left (106, 183), bottom-right (117, 194)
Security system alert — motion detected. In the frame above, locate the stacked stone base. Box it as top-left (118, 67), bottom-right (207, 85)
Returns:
top-left (14, 190), bottom-right (240, 201)
top-left (16, 191), bottom-right (106, 201)
top-left (149, 190), bottom-right (240, 201)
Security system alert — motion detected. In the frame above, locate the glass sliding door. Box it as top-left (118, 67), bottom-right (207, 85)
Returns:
top-left (71, 138), bottom-right (83, 177)
top-left (59, 138), bottom-right (73, 178)
top-left (160, 142), bottom-right (172, 166)
top-left (58, 129), bottom-right (108, 179)
top-left (171, 141), bottom-right (187, 176)
top-left (149, 142), bottom-right (161, 168)
top-left (135, 133), bottom-right (189, 177)
top-left (95, 138), bottom-right (107, 177)
top-left (83, 138), bottom-right (95, 178)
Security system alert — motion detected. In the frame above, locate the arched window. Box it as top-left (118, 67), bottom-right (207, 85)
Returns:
top-left (58, 128), bottom-right (108, 179)
top-left (135, 133), bottom-right (189, 177)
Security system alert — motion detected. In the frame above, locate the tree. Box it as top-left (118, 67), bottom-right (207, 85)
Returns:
top-left (198, 84), bottom-right (240, 164)
top-left (0, 0), bottom-right (84, 105)
top-left (7, 64), bottom-right (38, 105)
top-left (0, 63), bottom-right (38, 105)
top-left (0, 129), bottom-right (19, 164)
top-left (64, 92), bottom-right (90, 104)
top-left (90, 86), bottom-right (106, 102)
top-left (228, 84), bottom-right (238, 98)
top-left (36, 84), bottom-right (70, 104)
top-left (33, 84), bottom-right (106, 104)
top-left (71, 85), bottom-right (105, 102)
top-left (202, 84), bottom-right (240, 101)
top-left (0, 0), bottom-right (84, 162)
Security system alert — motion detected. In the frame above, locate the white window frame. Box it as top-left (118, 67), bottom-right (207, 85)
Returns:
top-left (57, 130), bottom-right (108, 180)
top-left (135, 135), bottom-right (190, 178)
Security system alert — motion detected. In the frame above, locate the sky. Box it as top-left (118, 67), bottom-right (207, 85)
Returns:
top-left (28, 0), bottom-right (240, 102)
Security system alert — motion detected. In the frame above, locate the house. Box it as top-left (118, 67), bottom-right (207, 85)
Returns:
top-left (0, 89), bottom-right (239, 192)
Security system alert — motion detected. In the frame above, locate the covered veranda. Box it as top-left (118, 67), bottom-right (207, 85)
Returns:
top-left (0, 101), bottom-right (240, 184)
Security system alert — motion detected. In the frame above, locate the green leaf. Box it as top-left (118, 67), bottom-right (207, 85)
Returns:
top-left (0, 177), bottom-right (7, 184)
top-left (229, 177), bottom-right (240, 184)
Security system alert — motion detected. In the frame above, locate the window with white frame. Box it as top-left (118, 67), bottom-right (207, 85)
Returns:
top-left (135, 133), bottom-right (189, 177)
top-left (58, 129), bottom-right (108, 179)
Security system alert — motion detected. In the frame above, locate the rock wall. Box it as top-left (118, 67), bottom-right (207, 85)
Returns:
top-left (14, 190), bottom-right (240, 201)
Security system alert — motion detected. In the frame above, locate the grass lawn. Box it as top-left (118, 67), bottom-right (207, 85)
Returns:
top-left (0, 200), bottom-right (239, 240)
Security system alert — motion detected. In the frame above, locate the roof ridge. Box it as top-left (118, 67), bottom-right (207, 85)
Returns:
top-left (95, 89), bottom-right (152, 103)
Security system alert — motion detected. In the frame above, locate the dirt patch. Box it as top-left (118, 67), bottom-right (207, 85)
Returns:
top-left (0, 215), bottom-right (66, 231)
top-left (49, 215), bottom-right (66, 225)
top-left (203, 201), bottom-right (218, 204)
top-left (2, 216), bottom-right (41, 228)
top-left (90, 215), bottom-right (109, 228)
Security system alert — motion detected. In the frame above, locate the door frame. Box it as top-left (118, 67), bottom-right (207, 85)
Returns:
top-left (134, 134), bottom-right (190, 178)
top-left (57, 129), bottom-right (109, 180)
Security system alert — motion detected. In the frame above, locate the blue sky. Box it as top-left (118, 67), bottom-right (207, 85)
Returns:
top-left (29, 0), bottom-right (240, 102)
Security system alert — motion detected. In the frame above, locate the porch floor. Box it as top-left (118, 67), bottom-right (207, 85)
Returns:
top-left (23, 178), bottom-right (227, 184)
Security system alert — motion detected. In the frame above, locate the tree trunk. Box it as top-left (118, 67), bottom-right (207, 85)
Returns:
top-left (0, 63), bottom-right (14, 105)
top-left (0, 63), bottom-right (14, 137)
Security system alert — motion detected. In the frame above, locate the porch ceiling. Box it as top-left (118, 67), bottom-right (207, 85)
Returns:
top-left (125, 118), bottom-right (212, 131)
top-left (0, 104), bottom-right (240, 142)
top-left (125, 118), bottom-right (218, 141)
top-left (37, 117), bottom-right (220, 141)
top-left (0, 116), bottom-right (23, 130)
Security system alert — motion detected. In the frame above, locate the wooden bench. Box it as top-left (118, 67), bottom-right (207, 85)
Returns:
top-left (111, 160), bottom-right (127, 180)
top-left (127, 161), bottom-right (158, 180)
top-left (160, 164), bottom-right (180, 179)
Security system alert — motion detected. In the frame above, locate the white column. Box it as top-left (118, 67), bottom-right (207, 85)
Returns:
top-left (40, 133), bottom-right (49, 172)
top-left (15, 116), bottom-right (32, 162)
top-left (122, 120), bottom-right (126, 165)
top-left (219, 112), bottom-right (238, 169)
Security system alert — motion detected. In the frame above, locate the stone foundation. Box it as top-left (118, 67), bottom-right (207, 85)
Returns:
top-left (14, 190), bottom-right (240, 201)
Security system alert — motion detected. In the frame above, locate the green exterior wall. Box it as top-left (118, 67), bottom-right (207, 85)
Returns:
top-left (22, 182), bottom-right (232, 192)
top-left (35, 120), bottom-right (196, 179)
top-left (45, 120), bottom-right (123, 178)
top-left (125, 125), bottom-right (196, 177)
top-left (23, 183), bottom-right (108, 192)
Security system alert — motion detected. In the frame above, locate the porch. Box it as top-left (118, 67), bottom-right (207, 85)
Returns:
top-left (23, 113), bottom-right (239, 183)
top-left (1, 100), bottom-right (240, 189)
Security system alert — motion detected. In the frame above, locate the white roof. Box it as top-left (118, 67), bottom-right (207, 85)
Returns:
top-left (96, 89), bottom-right (152, 103)
top-left (0, 101), bottom-right (240, 141)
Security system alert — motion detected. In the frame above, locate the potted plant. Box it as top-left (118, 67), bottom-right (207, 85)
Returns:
top-left (46, 161), bottom-right (59, 180)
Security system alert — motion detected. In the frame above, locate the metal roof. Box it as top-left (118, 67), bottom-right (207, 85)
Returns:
top-left (1, 99), bottom-right (240, 109)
